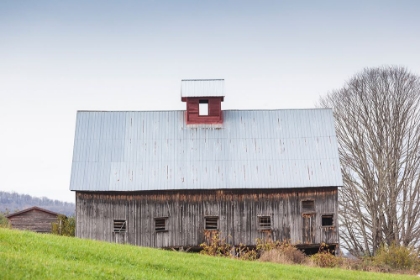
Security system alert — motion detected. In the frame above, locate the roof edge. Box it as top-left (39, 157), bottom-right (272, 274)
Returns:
top-left (181, 79), bottom-right (224, 81)
top-left (76, 108), bottom-right (333, 113)
top-left (6, 206), bottom-right (63, 218)
top-left (70, 186), bottom-right (341, 192)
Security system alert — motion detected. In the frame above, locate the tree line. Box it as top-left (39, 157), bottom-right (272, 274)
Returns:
top-left (0, 191), bottom-right (75, 217)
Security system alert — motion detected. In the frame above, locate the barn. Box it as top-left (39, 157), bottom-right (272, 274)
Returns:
top-left (6, 206), bottom-right (61, 233)
top-left (69, 79), bottom-right (343, 253)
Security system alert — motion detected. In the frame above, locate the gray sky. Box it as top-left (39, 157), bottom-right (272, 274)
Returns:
top-left (1, 0), bottom-right (420, 202)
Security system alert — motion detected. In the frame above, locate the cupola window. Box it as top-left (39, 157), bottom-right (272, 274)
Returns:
top-left (199, 100), bottom-right (209, 116)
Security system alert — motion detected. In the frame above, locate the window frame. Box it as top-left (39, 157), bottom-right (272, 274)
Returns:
top-left (113, 219), bottom-right (127, 233)
top-left (257, 215), bottom-right (272, 231)
top-left (154, 217), bottom-right (169, 232)
top-left (204, 216), bottom-right (219, 230)
top-left (321, 214), bottom-right (334, 227)
top-left (199, 99), bottom-right (209, 116)
top-left (301, 199), bottom-right (315, 213)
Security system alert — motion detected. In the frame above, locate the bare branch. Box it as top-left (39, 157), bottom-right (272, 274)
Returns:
top-left (319, 66), bottom-right (420, 255)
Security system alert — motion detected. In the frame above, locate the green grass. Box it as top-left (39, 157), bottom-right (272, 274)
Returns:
top-left (0, 228), bottom-right (418, 280)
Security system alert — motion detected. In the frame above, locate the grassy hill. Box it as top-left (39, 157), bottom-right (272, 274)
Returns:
top-left (0, 228), bottom-right (418, 280)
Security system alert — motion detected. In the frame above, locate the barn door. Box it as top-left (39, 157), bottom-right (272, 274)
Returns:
top-left (302, 213), bottom-right (315, 244)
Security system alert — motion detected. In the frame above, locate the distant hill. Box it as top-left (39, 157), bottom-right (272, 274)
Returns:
top-left (0, 191), bottom-right (75, 216)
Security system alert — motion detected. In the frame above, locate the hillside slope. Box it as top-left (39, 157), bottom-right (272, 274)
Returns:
top-left (0, 228), bottom-right (418, 280)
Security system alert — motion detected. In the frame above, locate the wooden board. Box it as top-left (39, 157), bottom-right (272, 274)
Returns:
top-left (75, 187), bottom-right (338, 249)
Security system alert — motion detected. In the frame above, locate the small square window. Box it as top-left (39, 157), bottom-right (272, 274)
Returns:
top-left (322, 215), bottom-right (334, 226)
top-left (205, 216), bottom-right (219, 230)
top-left (258, 216), bottom-right (272, 230)
top-left (113, 220), bottom-right (127, 233)
top-left (155, 217), bottom-right (168, 232)
top-left (199, 100), bottom-right (209, 116)
top-left (302, 200), bottom-right (315, 213)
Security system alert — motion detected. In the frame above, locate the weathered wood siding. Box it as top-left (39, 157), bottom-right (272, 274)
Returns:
top-left (8, 209), bottom-right (58, 233)
top-left (76, 187), bottom-right (338, 248)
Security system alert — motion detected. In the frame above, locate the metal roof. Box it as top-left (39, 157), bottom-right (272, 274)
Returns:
top-left (69, 109), bottom-right (343, 191)
top-left (181, 79), bottom-right (225, 98)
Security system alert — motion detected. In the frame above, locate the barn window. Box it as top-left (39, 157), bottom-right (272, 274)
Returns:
top-left (322, 215), bottom-right (334, 226)
top-left (258, 215), bottom-right (272, 230)
top-left (113, 220), bottom-right (127, 233)
top-left (205, 216), bottom-right (219, 230)
top-left (301, 200), bottom-right (315, 213)
top-left (199, 100), bottom-right (209, 116)
top-left (155, 217), bottom-right (168, 232)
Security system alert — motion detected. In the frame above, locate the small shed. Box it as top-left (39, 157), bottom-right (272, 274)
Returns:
top-left (6, 206), bottom-right (61, 233)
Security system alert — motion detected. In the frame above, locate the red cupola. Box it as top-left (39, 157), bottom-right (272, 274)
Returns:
top-left (181, 79), bottom-right (225, 125)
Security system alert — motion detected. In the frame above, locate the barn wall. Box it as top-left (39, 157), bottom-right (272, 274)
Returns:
top-left (8, 210), bottom-right (58, 233)
top-left (75, 187), bottom-right (338, 248)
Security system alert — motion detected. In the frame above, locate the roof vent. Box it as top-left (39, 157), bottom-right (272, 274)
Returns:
top-left (181, 79), bottom-right (224, 125)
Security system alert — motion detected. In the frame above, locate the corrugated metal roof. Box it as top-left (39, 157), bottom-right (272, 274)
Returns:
top-left (69, 109), bottom-right (343, 191)
top-left (181, 79), bottom-right (225, 97)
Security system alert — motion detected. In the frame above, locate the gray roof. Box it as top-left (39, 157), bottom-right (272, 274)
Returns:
top-left (6, 206), bottom-right (61, 218)
top-left (181, 79), bottom-right (225, 98)
top-left (70, 109), bottom-right (343, 192)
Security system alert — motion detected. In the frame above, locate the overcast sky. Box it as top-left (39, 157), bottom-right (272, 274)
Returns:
top-left (1, 0), bottom-right (419, 203)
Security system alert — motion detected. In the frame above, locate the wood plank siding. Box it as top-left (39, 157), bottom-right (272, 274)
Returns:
top-left (183, 97), bottom-right (223, 124)
top-left (76, 187), bottom-right (338, 249)
top-left (7, 208), bottom-right (59, 233)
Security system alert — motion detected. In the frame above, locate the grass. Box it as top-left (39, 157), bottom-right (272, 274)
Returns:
top-left (0, 228), bottom-right (419, 280)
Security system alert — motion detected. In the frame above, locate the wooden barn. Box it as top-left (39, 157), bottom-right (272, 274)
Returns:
top-left (70, 79), bottom-right (343, 253)
top-left (6, 206), bottom-right (61, 233)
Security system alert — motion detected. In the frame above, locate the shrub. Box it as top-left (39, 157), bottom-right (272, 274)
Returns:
top-left (311, 252), bottom-right (340, 268)
top-left (338, 257), bottom-right (376, 272)
top-left (256, 238), bottom-right (292, 252)
top-left (257, 239), bottom-right (307, 264)
top-left (51, 215), bottom-right (75, 237)
top-left (197, 230), bottom-right (420, 274)
top-left (234, 243), bottom-right (258, 261)
top-left (200, 231), bottom-right (232, 257)
top-left (310, 243), bottom-right (341, 268)
top-left (200, 232), bottom-right (258, 260)
top-left (372, 243), bottom-right (420, 271)
top-left (0, 212), bottom-right (10, 228)
top-left (260, 248), bottom-right (307, 264)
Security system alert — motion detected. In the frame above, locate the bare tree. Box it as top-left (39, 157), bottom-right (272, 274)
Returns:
top-left (319, 66), bottom-right (420, 256)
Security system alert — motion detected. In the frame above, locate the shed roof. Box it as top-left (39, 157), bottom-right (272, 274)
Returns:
top-left (6, 206), bottom-right (61, 218)
top-left (70, 109), bottom-right (342, 191)
top-left (181, 79), bottom-right (225, 98)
